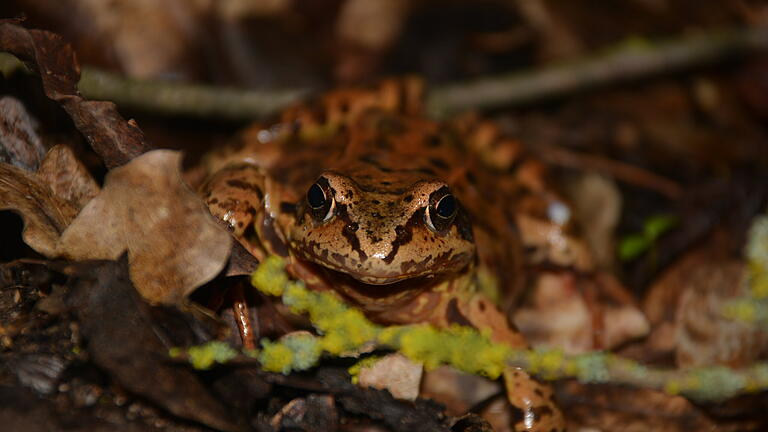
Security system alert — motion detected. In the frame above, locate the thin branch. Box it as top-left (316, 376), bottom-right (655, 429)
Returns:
top-left (426, 25), bottom-right (768, 117)
top-left (4, 26), bottom-right (768, 121)
top-left (0, 52), bottom-right (308, 121)
top-left (79, 68), bottom-right (309, 121)
top-left (232, 256), bottom-right (768, 404)
top-left (535, 142), bottom-right (684, 199)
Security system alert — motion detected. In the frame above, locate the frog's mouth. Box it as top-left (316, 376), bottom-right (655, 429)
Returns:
top-left (315, 260), bottom-right (431, 285)
top-left (292, 247), bottom-right (472, 287)
top-left (292, 258), bottom-right (443, 307)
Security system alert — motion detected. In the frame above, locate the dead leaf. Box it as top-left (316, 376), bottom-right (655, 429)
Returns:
top-left (0, 96), bottom-right (46, 171)
top-left (57, 150), bottom-right (231, 304)
top-left (421, 366), bottom-right (501, 416)
top-left (65, 257), bottom-right (245, 432)
top-left (561, 382), bottom-right (722, 432)
top-left (315, 368), bottom-right (451, 432)
top-left (270, 395), bottom-right (338, 432)
top-left (514, 273), bottom-right (649, 353)
top-left (0, 162), bottom-right (78, 257)
top-left (563, 173), bottom-right (622, 270)
top-left (639, 230), bottom-right (768, 367)
top-left (358, 353), bottom-right (423, 401)
top-left (0, 23), bottom-right (153, 168)
top-left (674, 261), bottom-right (768, 368)
top-left (37, 145), bottom-right (100, 211)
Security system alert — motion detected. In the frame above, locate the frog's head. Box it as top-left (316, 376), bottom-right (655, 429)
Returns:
top-left (287, 171), bottom-right (475, 285)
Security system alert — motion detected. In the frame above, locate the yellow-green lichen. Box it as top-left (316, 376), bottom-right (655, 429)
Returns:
top-left (722, 298), bottom-right (758, 323)
top-left (570, 352), bottom-right (611, 383)
top-left (682, 367), bottom-right (745, 402)
top-left (242, 255), bottom-right (768, 403)
top-left (380, 324), bottom-right (512, 379)
top-left (280, 332), bottom-right (323, 370)
top-left (258, 339), bottom-right (295, 374)
top-left (747, 216), bottom-right (768, 299)
top-left (527, 348), bottom-right (567, 380)
top-left (180, 341), bottom-right (239, 370)
top-left (722, 214), bottom-right (768, 325)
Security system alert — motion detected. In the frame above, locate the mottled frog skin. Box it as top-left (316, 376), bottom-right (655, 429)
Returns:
top-left (201, 78), bottom-right (593, 432)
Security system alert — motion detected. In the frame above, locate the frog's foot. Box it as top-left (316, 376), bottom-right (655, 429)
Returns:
top-left (504, 368), bottom-right (565, 432)
top-left (200, 163), bottom-right (269, 260)
top-left (427, 292), bottom-right (567, 432)
top-left (460, 296), bottom-right (567, 432)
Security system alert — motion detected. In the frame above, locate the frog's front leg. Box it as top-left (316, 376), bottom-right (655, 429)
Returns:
top-left (200, 163), bottom-right (275, 349)
top-left (435, 293), bottom-right (566, 432)
top-left (200, 163), bottom-right (272, 261)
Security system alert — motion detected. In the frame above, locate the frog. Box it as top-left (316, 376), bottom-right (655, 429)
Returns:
top-left (199, 78), bottom-right (596, 432)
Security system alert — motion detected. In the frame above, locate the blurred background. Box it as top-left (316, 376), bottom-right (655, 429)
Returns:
top-left (3, 2), bottom-right (768, 430)
top-left (2, 0), bottom-right (765, 86)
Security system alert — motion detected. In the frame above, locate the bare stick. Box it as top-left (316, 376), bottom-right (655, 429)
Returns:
top-left (536, 143), bottom-right (684, 199)
top-left (426, 26), bottom-right (768, 117)
top-left (4, 26), bottom-right (768, 120)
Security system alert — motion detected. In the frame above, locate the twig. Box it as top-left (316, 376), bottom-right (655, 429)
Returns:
top-left (535, 142), bottom-right (684, 199)
top-left (79, 68), bottom-right (309, 121)
top-left (0, 52), bottom-right (308, 121)
top-left (426, 25), bottom-right (768, 117)
top-left (4, 26), bottom-right (768, 121)
top-left (235, 256), bottom-right (768, 404)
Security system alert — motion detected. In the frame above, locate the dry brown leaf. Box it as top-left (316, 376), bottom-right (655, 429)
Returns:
top-left (57, 150), bottom-right (231, 304)
top-left (561, 382), bottom-right (722, 432)
top-left (514, 273), bottom-right (649, 353)
top-left (0, 162), bottom-right (78, 257)
top-left (37, 145), bottom-right (100, 211)
top-left (563, 172), bottom-right (622, 270)
top-left (0, 23), bottom-right (153, 168)
top-left (0, 96), bottom-right (47, 171)
top-left (674, 261), bottom-right (768, 368)
top-left (421, 366), bottom-right (501, 416)
top-left (639, 230), bottom-right (768, 367)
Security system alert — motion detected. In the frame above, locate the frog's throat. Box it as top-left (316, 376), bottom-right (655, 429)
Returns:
top-left (309, 262), bottom-right (459, 316)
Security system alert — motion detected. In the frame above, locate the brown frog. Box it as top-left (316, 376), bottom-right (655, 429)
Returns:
top-left (200, 78), bottom-right (595, 432)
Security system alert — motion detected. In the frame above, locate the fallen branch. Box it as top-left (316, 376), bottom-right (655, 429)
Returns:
top-left (4, 26), bottom-right (768, 121)
top-left (174, 255), bottom-right (768, 404)
top-left (535, 142), bottom-right (684, 199)
top-left (427, 25), bottom-right (768, 117)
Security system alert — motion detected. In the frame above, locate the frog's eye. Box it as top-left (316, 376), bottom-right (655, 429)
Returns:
top-left (425, 187), bottom-right (457, 233)
top-left (307, 179), bottom-right (335, 222)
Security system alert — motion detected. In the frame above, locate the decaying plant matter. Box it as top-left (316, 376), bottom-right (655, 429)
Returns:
top-left (2, 12), bottom-right (768, 432)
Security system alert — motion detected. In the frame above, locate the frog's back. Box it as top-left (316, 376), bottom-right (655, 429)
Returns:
top-left (206, 78), bottom-right (590, 303)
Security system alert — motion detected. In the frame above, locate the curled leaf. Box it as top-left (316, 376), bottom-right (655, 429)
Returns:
top-left (0, 96), bottom-right (46, 171)
top-left (0, 162), bottom-right (78, 256)
top-left (37, 145), bottom-right (100, 211)
top-left (0, 23), bottom-right (153, 168)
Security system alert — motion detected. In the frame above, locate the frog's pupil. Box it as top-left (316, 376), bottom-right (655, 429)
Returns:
top-left (435, 194), bottom-right (456, 219)
top-left (307, 183), bottom-right (326, 209)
